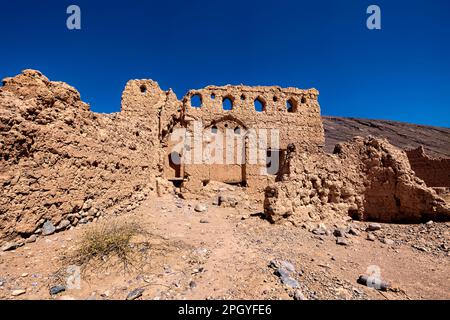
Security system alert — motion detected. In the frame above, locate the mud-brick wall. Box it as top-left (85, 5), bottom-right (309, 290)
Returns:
top-left (406, 147), bottom-right (450, 188)
top-left (183, 85), bottom-right (325, 149)
top-left (0, 70), bottom-right (165, 244)
top-left (176, 85), bottom-right (325, 192)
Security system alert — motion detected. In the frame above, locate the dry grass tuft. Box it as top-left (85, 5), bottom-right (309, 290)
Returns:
top-left (68, 219), bottom-right (146, 272)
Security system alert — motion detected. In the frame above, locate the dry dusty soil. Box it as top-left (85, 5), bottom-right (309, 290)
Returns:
top-left (0, 191), bottom-right (449, 300)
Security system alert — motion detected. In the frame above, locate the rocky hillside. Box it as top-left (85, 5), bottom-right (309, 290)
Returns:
top-left (322, 116), bottom-right (450, 157)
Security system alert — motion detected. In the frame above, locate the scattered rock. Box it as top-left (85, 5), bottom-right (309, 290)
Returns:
top-left (199, 219), bottom-right (209, 224)
top-left (0, 277), bottom-right (5, 286)
top-left (163, 265), bottom-right (172, 273)
top-left (357, 275), bottom-right (390, 291)
top-left (381, 238), bottom-right (394, 245)
top-left (269, 260), bottom-right (296, 273)
top-left (312, 227), bottom-right (327, 236)
top-left (25, 235), bottom-right (37, 243)
top-left (192, 267), bottom-right (204, 274)
top-left (194, 247), bottom-right (209, 256)
top-left (270, 259), bottom-right (299, 288)
top-left (11, 289), bottom-right (26, 296)
top-left (366, 233), bottom-right (376, 241)
top-left (275, 268), bottom-right (291, 278)
top-left (218, 194), bottom-right (239, 208)
top-left (126, 288), bottom-right (144, 300)
top-left (293, 289), bottom-right (308, 300)
top-left (280, 276), bottom-right (299, 288)
top-left (50, 285), bottom-right (66, 295)
top-left (42, 221), bottom-right (56, 236)
top-left (21, 273), bottom-right (28, 277)
top-left (82, 199), bottom-right (93, 211)
top-left (413, 244), bottom-right (429, 252)
top-left (336, 237), bottom-right (349, 246)
top-left (333, 228), bottom-right (346, 237)
top-left (425, 220), bottom-right (433, 226)
top-left (56, 219), bottom-right (70, 231)
top-left (194, 203), bottom-right (207, 212)
top-left (348, 227), bottom-right (360, 236)
top-left (367, 223), bottom-right (381, 231)
top-left (101, 290), bottom-right (110, 297)
top-left (189, 281), bottom-right (197, 289)
top-left (1, 241), bottom-right (23, 251)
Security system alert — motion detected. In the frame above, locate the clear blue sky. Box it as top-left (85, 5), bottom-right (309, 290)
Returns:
top-left (1, 0), bottom-right (449, 127)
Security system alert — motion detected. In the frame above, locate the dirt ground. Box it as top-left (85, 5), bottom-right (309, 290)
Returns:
top-left (0, 190), bottom-right (449, 300)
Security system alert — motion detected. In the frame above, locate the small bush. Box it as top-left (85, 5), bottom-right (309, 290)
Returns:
top-left (69, 220), bottom-right (144, 271)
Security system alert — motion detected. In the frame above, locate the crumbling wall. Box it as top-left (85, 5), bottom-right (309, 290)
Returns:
top-left (406, 146), bottom-right (450, 188)
top-left (0, 70), bottom-right (173, 245)
top-left (264, 137), bottom-right (450, 224)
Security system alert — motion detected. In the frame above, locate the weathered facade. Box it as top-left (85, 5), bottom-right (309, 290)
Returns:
top-left (161, 85), bottom-right (324, 194)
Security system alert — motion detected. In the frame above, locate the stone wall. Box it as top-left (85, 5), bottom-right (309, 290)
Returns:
top-left (183, 85), bottom-right (324, 149)
top-left (264, 137), bottom-right (450, 224)
top-left (0, 70), bottom-right (172, 245)
top-left (166, 85), bottom-right (324, 193)
top-left (406, 146), bottom-right (450, 188)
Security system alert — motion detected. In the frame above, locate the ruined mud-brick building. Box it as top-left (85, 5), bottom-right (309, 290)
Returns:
top-left (406, 146), bottom-right (450, 189)
top-left (0, 70), bottom-right (449, 246)
top-left (121, 78), bottom-right (324, 194)
top-left (264, 137), bottom-right (450, 224)
top-left (164, 85), bottom-right (324, 192)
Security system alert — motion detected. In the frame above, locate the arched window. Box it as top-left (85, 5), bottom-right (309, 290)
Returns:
top-left (191, 94), bottom-right (202, 108)
top-left (140, 85), bottom-right (147, 94)
top-left (234, 127), bottom-right (241, 135)
top-left (211, 125), bottom-right (218, 134)
top-left (211, 93), bottom-right (216, 100)
top-left (254, 97), bottom-right (266, 112)
top-left (222, 97), bottom-right (233, 111)
top-left (286, 98), bottom-right (298, 113)
top-left (301, 96), bottom-right (307, 104)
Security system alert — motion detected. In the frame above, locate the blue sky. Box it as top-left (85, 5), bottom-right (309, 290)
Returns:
top-left (0, 0), bottom-right (449, 127)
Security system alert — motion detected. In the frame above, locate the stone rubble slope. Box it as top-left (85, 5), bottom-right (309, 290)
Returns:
top-left (264, 137), bottom-right (450, 224)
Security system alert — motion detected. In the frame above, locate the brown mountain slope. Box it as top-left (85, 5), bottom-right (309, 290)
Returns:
top-left (322, 116), bottom-right (450, 157)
